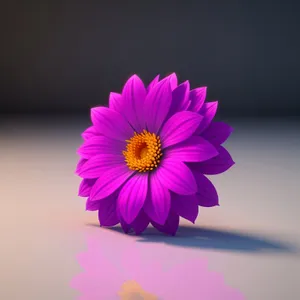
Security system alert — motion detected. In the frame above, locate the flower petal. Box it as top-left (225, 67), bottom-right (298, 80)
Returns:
top-left (195, 101), bottom-right (218, 134)
top-left (79, 178), bottom-right (97, 197)
top-left (144, 75), bottom-right (173, 133)
top-left (160, 111), bottom-right (203, 148)
top-left (189, 87), bottom-right (207, 112)
top-left (90, 165), bottom-right (134, 200)
top-left (192, 170), bottom-right (219, 207)
top-left (77, 136), bottom-right (125, 159)
top-left (182, 100), bottom-right (191, 111)
top-left (164, 136), bottom-right (218, 162)
top-left (147, 75), bottom-right (160, 92)
top-left (168, 72), bottom-right (178, 90)
top-left (196, 146), bottom-right (235, 175)
top-left (117, 207), bottom-right (132, 233)
top-left (75, 158), bottom-right (87, 175)
top-left (81, 126), bottom-right (98, 140)
top-left (156, 159), bottom-right (197, 195)
top-left (117, 173), bottom-right (148, 224)
top-left (158, 73), bottom-right (178, 90)
top-left (121, 74), bottom-right (147, 132)
top-left (151, 211), bottom-right (179, 236)
top-left (108, 92), bottom-right (122, 112)
top-left (131, 210), bottom-right (150, 235)
top-left (172, 193), bottom-right (199, 223)
top-left (78, 154), bottom-right (125, 178)
top-left (144, 171), bottom-right (171, 225)
top-left (168, 81), bottom-right (190, 116)
top-left (202, 122), bottom-right (233, 146)
top-left (119, 217), bottom-right (132, 234)
top-left (86, 198), bottom-right (101, 211)
top-left (91, 107), bottom-right (133, 141)
top-left (98, 194), bottom-right (119, 227)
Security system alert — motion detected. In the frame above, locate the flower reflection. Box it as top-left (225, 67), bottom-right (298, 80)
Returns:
top-left (71, 231), bottom-right (245, 300)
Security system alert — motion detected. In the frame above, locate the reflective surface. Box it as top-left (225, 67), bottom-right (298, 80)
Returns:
top-left (1, 116), bottom-right (300, 299)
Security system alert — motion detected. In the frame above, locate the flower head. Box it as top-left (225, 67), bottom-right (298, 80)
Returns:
top-left (76, 73), bottom-right (234, 235)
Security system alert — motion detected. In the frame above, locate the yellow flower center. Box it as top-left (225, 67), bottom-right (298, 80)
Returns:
top-left (118, 280), bottom-right (158, 300)
top-left (123, 130), bottom-right (163, 173)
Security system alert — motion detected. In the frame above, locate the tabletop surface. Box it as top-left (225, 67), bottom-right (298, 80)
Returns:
top-left (1, 117), bottom-right (300, 300)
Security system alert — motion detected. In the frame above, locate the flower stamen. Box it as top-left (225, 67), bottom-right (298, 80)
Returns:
top-left (123, 130), bottom-right (163, 172)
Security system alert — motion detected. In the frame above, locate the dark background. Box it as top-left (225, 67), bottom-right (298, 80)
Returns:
top-left (1, 0), bottom-right (299, 117)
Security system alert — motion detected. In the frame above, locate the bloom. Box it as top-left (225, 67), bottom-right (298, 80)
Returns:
top-left (70, 233), bottom-right (245, 299)
top-left (76, 73), bottom-right (234, 235)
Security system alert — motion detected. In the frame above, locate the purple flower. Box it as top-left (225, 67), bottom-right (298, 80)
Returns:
top-left (76, 73), bottom-right (234, 235)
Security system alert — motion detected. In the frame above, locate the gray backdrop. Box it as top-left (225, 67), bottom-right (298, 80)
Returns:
top-left (1, 0), bottom-right (299, 116)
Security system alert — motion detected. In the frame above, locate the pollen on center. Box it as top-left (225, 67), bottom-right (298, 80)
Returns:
top-left (123, 130), bottom-right (163, 173)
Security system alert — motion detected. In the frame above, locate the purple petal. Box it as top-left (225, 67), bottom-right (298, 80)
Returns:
top-left (172, 193), bottom-right (199, 223)
top-left (168, 73), bottom-right (178, 90)
top-left (77, 136), bottom-right (125, 159)
top-left (119, 217), bottom-right (131, 234)
top-left (90, 165), bottom-right (134, 200)
top-left (168, 81), bottom-right (190, 116)
top-left (131, 210), bottom-right (150, 235)
top-left (196, 146), bottom-right (235, 175)
top-left (144, 171), bottom-right (171, 225)
top-left (189, 87), bottom-right (207, 112)
top-left (159, 73), bottom-right (178, 90)
top-left (116, 206), bottom-right (132, 233)
top-left (147, 75), bottom-right (160, 92)
top-left (98, 194), bottom-right (119, 227)
top-left (202, 122), bottom-right (233, 146)
top-left (86, 198), bottom-right (101, 211)
top-left (164, 136), bottom-right (219, 162)
top-left (79, 154), bottom-right (125, 178)
top-left (156, 159), bottom-right (197, 195)
top-left (195, 101), bottom-right (218, 134)
top-left (160, 111), bottom-right (203, 148)
top-left (81, 126), bottom-right (98, 140)
top-left (108, 92), bottom-right (122, 112)
top-left (78, 178), bottom-right (97, 197)
top-left (75, 158), bottom-right (87, 175)
top-left (91, 107), bottom-right (133, 141)
top-left (121, 74), bottom-right (147, 132)
top-left (151, 211), bottom-right (180, 236)
top-left (182, 100), bottom-right (191, 111)
top-left (192, 170), bottom-right (219, 207)
top-left (117, 173), bottom-right (148, 224)
top-left (144, 76), bottom-right (172, 133)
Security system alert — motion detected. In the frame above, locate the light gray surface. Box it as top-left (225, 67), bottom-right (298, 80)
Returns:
top-left (1, 117), bottom-right (300, 299)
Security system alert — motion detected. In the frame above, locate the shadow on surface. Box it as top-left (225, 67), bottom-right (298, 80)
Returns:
top-left (87, 223), bottom-right (297, 253)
